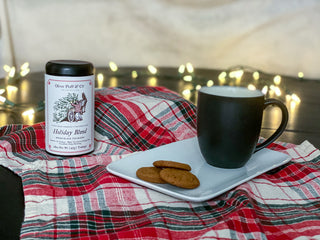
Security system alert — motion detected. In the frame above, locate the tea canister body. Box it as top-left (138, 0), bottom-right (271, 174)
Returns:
top-left (45, 60), bottom-right (95, 156)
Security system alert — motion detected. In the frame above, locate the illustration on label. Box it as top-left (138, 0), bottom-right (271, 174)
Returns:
top-left (53, 92), bottom-right (87, 122)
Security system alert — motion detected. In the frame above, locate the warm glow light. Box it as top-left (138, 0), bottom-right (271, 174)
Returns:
top-left (274, 86), bottom-right (281, 96)
top-left (20, 62), bottom-right (30, 70)
top-left (182, 87), bottom-right (193, 101)
top-left (218, 71), bottom-right (227, 85)
top-left (218, 71), bottom-right (227, 80)
top-left (97, 73), bottom-right (104, 81)
top-left (131, 71), bottom-right (138, 79)
top-left (3, 62), bottom-right (30, 78)
top-left (273, 75), bottom-right (281, 85)
top-left (269, 85), bottom-right (276, 97)
top-left (8, 67), bottom-right (16, 78)
top-left (298, 72), bottom-right (304, 78)
top-left (20, 68), bottom-right (30, 77)
top-left (22, 108), bottom-right (35, 123)
top-left (147, 65), bottom-right (157, 75)
top-left (97, 73), bottom-right (104, 88)
top-left (262, 86), bottom-right (268, 95)
top-left (186, 62), bottom-right (194, 73)
top-left (22, 108), bottom-right (35, 116)
top-left (291, 93), bottom-right (301, 103)
top-left (3, 65), bottom-right (11, 72)
top-left (147, 77), bottom-right (158, 87)
top-left (109, 77), bottom-right (118, 87)
top-left (109, 61), bottom-right (118, 72)
top-left (182, 89), bottom-right (191, 96)
top-left (6, 85), bottom-right (18, 98)
top-left (0, 96), bottom-right (6, 103)
top-left (286, 94), bottom-right (292, 102)
top-left (287, 93), bottom-right (301, 111)
top-left (290, 100), bottom-right (297, 110)
top-left (178, 65), bottom-right (185, 74)
top-left (206, 80), bottom-right (214, 87)
top-left (183, 75), bottom-right (192, 82)
top-left (247, 84), bottom-right (256, 90)
top-left (253, 71), bottom-right (260, 81)
top-left (229, 70), bottom-right (244, 79)
top-left (196, 85), bottom-right (201, 90)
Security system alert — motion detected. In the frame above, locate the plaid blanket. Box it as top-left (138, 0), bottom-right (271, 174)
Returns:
top-left (0, 86), bottom-right (320, 239)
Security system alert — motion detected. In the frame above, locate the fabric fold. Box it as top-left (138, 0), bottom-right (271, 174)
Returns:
top-left (1, 86), bottom-right (320, 239)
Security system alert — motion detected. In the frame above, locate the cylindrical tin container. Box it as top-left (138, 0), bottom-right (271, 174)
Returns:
top-left (45, 60), bottom-right (95, 156)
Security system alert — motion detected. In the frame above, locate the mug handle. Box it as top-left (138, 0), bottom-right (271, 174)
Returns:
top-left (254, 98), bottom-right (289, 152)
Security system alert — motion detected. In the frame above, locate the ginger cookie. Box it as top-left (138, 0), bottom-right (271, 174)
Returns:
top-left (153, 160), bottom-right (191, 171)
top-left (136, 167), bottom-right (166, 184)
top-left (159, 168), bottom-right (200, 189)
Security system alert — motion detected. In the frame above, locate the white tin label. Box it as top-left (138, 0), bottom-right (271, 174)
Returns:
top-left (45, 74), bottom-right (94, 155)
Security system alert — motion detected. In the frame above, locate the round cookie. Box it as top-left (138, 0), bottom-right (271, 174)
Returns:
top-left (153, 160), bottom-right (191, 171)
top-left (159, 168), bottom-right (200, 189)
top-left (136, 167), bottom-right (166, 184)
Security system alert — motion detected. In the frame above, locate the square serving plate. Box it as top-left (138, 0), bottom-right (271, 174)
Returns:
top-left (107, 137), bottom-right (291, 202)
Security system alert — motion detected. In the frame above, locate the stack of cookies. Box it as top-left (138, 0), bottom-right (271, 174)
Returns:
top-left (136, 160), bottom-right (200, 189)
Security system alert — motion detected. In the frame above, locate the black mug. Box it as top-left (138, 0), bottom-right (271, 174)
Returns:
top-left (197, 86), bottom-right (288, 169)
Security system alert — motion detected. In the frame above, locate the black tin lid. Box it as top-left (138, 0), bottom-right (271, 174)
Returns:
top-left (46, 60), bottom-right (94, 76)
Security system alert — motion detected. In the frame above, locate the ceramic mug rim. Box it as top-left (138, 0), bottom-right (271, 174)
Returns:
top-left (199, 86), bottom-right (264, 98)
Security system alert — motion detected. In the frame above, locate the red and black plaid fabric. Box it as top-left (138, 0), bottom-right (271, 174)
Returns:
top-left (0, 86), bottom-right (320, 239)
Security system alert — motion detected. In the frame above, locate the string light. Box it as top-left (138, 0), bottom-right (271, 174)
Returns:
top-left (6, 85), bottom-right (18, 93)
top-left (20, 62), bottom-right (30, 76)
top-left (186, 62), bottom-right (194, 73)
top-left (3, 62), bottom-right (30, 81)
top-left (131, 70), bottom-right (138, 79)
top-left (147, 77), bottom-right (158, 87)
top-left (182, 89), bottom-right (192, 100)
top-left (286, 94), bottom-right (292, 102)
top-left (97, 73), bottom-right (104, 81)
top-left (20, 62), bottom-right (29, 70)
top-left (183, 75), bottom-right (192, 82)
top-left (109, 61), bottom-right (118, 72)
top-left (218, 71), bottom-right (227, 85)
top-left (1, 61), bottom-right (306, 119)
top-left (8, 67), bottom-right (16, 78)
top-left (19, 101), bottom-right (45, 118)
top-left (273, 75), bottom-right (281, 85)
top-left (97, 73), bottom-right (104, 88)
top-left (286, 93), bottom-right (301, 111)
top-left (22, 108), bottom-right (35, 117)
top-left (206, 80), bottom-right (214, 87)
top-left (3, 65), bottom-right (11, 73)
top-left (109, 77), bottom-right (118, 87)
top-left (147, 65), bottom-right (157, 75)
top-left (247, 84), bottom-right (256, 91)
top-left (298, 72), bottom-right (304, 79)
top-left (229, 69), bottom-right (244, 79)
top-left (103, 63), bottom-right (302, 107)
top-left (178, 65), bottom-right (185, 74)
top-left (0, 95), bottom-right (15, 106)
top-left (0, 96), bottom-right (6, 103)
top-left (291, 93), bottom-right (301, 103)
top-left (253, 71), bottom-right (260, 81)
top-left (0, 62), bottom-right (42, 118)
top-left (262, 85), bottom-right (268, 95)
top-left (274, 86), bottom-right (281, 96)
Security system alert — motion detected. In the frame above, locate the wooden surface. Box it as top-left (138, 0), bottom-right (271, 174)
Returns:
top-left (0, 66), bottom-right (319, 238)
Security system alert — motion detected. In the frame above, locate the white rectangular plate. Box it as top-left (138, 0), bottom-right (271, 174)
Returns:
top-left (107, 137), bottom-right (291, 202)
